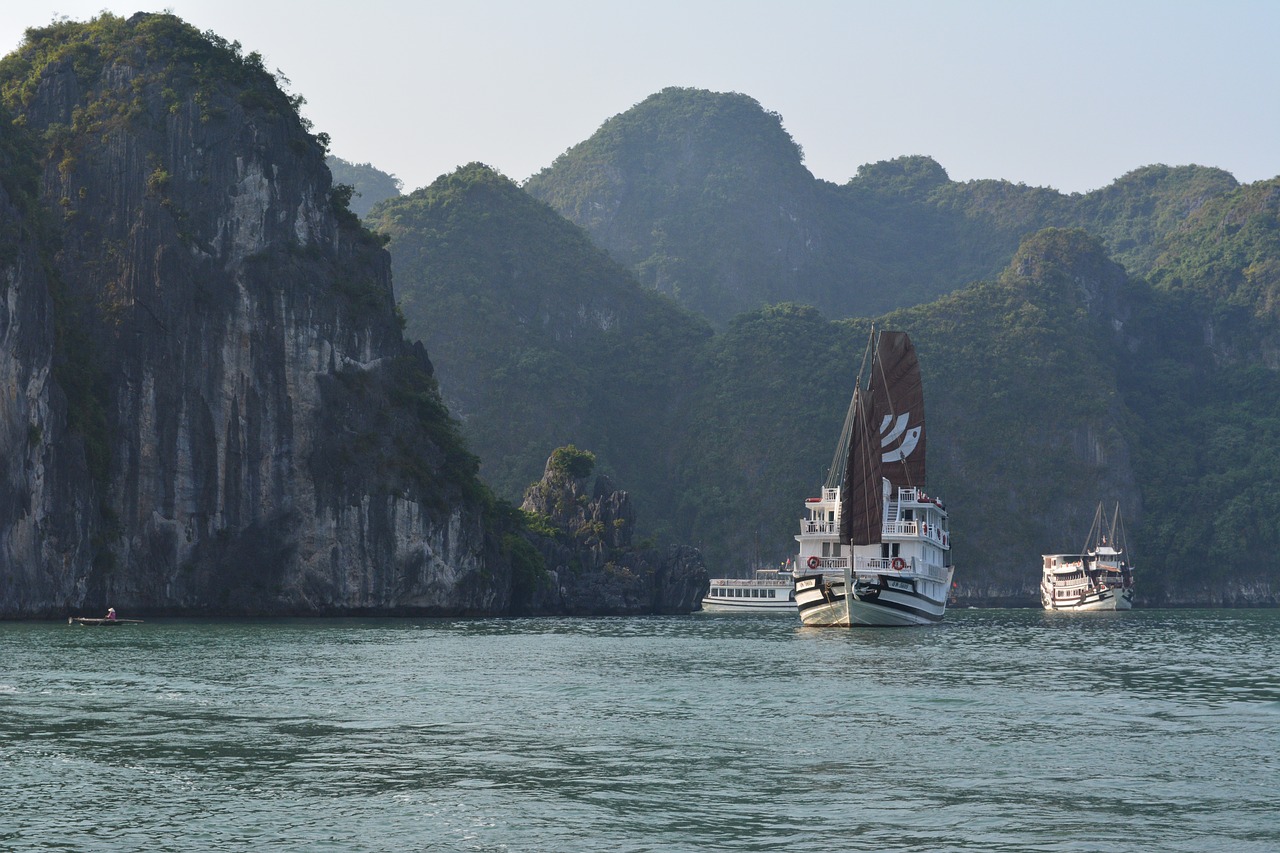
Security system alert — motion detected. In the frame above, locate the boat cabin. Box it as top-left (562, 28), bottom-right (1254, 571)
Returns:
top-left (796, 481), bottom-right (951, 583)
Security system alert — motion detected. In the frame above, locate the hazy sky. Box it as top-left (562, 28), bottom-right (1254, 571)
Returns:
top-left (2, 1), bottom-right (1276, 195)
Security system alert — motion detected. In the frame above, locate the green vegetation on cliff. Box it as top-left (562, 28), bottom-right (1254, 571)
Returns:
top-left (0, 13), bottom-right (541, 616)
top-left (385, 143), bottom-right (1280, 602)
top-left (0, 13), bottom-right (307, 133)
top-left (509, 87), bottom-right (1279, 602)
top-left (369, 163), bottom-right (711, 536)
top-left (527, 88), bottom-right (1249, 332)
top-left (525, 87), bottom-right (826, 325)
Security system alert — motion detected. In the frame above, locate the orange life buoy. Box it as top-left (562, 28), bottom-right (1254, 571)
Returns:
top-left (892, 557), bottom-right (906, 571)
top-left (807, 555), bottom-right (821, 570)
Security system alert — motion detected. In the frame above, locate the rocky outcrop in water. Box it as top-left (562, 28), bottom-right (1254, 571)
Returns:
top-left (0, 14), bottom-right (512, 616)
top-left (519, 447), bottom-right (707, 615)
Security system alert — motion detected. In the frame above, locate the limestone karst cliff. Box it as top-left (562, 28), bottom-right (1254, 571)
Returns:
top-left (0, 13), bottom-right (512, 616)
top-left (518, 447), bottom-right (707, 615)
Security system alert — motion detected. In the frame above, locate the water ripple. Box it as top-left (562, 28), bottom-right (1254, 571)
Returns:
top-left (1, 610), bottom-right (1277, 851)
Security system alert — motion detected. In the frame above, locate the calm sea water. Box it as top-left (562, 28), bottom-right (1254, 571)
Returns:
top-left (2, 609), bottom-right (1277, 852)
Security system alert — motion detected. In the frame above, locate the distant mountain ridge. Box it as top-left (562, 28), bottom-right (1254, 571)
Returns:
top-left (368, 163), bottom-right (711, 530)
top-left (525, 87), bottom-right (1246, 330)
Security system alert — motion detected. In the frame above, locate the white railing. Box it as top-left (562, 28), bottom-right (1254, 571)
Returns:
top-left (802, 518), bottom-right (947, 543)
top-left (800, 520), bottom-right (838, 535)
top-left (803, 555), bottom-right (951, 582)
top-left (803, 556), bottom-right (850, 571)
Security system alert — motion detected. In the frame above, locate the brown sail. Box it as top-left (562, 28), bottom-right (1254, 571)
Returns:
top-left (868, 331), bottom-right (926, 489)
top-left (839, 386), bottom-right (883, 546)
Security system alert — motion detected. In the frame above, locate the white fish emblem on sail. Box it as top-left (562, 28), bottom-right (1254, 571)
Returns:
top-left (879, 412), bottom-right (921, 462)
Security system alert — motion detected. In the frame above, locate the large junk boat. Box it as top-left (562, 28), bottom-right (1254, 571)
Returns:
top-left (792, 330), bottom-right (955, 626)
top-left (1041, 503), bottom-right (1135, 611)
top-left (700, 566), bottom-right (797, 612)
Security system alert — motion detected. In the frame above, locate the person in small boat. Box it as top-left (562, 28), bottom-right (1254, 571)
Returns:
top-left (106, 607), bottom-right (117, 621)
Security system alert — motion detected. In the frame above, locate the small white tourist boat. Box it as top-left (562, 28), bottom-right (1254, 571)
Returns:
top-left (1041, 503), bottom-right (1135, 611)
top-left (792, 329), bottom-right (955, 626)
top-left (701, 567), bottom-right (796, 612)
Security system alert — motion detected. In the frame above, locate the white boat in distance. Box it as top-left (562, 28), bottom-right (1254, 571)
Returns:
top-left (1041, 503), bottom-right (1135, 611)
top-left (701, 567), bottom-right (797, 612)
top-left (792, 329), bottom-right (955, 626)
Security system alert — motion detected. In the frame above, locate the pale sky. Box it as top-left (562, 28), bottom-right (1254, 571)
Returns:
top-left (2, 1), bottom-right (1276, 195)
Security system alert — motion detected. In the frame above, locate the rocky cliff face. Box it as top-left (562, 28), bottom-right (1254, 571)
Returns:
top-left (0, 114), bottom-right (99, 611)
top-left (519, 449), bottom-right (707, 615)
top-left (0, 14), bottom-right (510, 616)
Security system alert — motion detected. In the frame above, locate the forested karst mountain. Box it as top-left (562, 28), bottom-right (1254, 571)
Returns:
top-left (524, 87), bottom-right (832, 326)
top-left (1115, 178), bottom-right (1280, 602)
top-left (0, 13), bottom-right (513, 616)
top-left (526, 88), bottom-right (1246, 331)
top-left (1143, 177), bottom-right (1280, 349)
top-left (507, 86), bottom-right (1277, 603)
top-left (1069, 164), bottom-right (1240, 274)
top-left (368, 164), bottom-right (711, 534)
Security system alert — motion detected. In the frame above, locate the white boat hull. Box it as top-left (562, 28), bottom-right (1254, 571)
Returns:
top-left (699, 597), bottom-right (795, 613)
top-left (794, 570), bottom-right (951, 626)
top-left (1042, 586), bottom-right (1133, 611)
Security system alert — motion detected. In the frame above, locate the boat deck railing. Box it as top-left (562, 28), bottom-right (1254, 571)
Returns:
top-left (800, 518), bottom-right (949, 547)
top-left (1043, 573), bottom-right (1131, 591)
top-left (709, 577), bottom-right (793, 588)
top-left (800, 520), bottom-right (839, 535)
top-left (802, 556), bottom-right (951, 583)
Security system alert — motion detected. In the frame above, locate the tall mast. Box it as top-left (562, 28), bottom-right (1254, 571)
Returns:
top-left (824, 328), bottom-right (876, 490)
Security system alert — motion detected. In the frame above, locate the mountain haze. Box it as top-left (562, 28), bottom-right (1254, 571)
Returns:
top-left (526, 88), bottom-right (1247, 329)
top-left (509, 86), bottom-right (1277, 604)
top-left (369, 164), bottom-right (711, 534)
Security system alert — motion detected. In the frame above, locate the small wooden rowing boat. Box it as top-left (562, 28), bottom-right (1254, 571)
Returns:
top-left (67, 617), bottom-right (144, 626)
